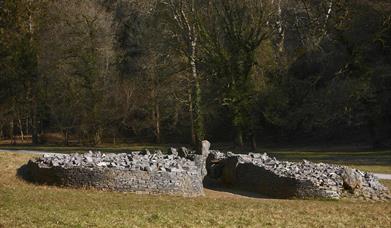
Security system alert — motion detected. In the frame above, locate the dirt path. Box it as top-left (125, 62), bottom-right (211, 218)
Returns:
top-left (374, 173), bottom-right (391, 180)
top-left (1, 149), bottom-right (391, 180)
top-left (204, 188), bottom-right (270, 199)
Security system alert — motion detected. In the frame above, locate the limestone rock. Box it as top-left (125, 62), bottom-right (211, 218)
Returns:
top-left (141, 149), bottom-right (151, 155)
top-left (178, 147), bottom-right (189, 158)
top-left (341, 167), bottom-right (363, 192)
top-left (26, 150), bottom-right (205, 197)
top-left (24, 142), bottom-right (390, 201)
top-left (206, 150), bottom-right (390, 201)
top-left (168, 148), bottom-right (178, 156)
top-left (201, 140), bottom-right (211, 157)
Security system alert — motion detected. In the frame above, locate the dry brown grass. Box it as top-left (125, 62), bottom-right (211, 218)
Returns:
top-left (0, 152), bottom-right (390, 227)
top-left (382, 180), bottom-right (391, 190)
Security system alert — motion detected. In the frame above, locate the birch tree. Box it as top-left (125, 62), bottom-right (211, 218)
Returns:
top-left (163, 0), bottom-right (204, 149)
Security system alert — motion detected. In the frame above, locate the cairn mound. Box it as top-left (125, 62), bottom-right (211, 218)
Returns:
top-left (25, 151), bottom-right (204, 197)
top-left (22, 141), bottom-right (390, 201)
top-left (206, 151), bottom-right (391, 201)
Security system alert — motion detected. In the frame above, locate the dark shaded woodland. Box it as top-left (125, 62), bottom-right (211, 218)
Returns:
top-left (1, 0), bottom-right (391, 148)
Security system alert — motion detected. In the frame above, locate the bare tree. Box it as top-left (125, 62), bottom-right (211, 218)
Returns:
top-left (163, 0), bottom-right (205, 149)
top-left (199, 0), bottom-right (276, 147)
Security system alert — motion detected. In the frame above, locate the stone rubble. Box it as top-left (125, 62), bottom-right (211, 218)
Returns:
top-left (206, 151), bottom-right (391, 201)
top-left (38, 150), bottom-right (200, 174)
top-left (25, 141), bottom-right (390, 200)
top-left (26, 142), bottom-right (212, 197)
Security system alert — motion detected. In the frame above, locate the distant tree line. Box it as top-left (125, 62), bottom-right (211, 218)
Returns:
top-left (0, 0), bottom-right (390, 148)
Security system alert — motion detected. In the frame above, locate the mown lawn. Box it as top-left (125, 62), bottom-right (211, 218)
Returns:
top-left (0, 152), bottom-right (390, 227)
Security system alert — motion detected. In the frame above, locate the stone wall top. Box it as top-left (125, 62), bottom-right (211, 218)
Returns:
top-left (206, 151), bottom-right (391, 201)
top-left (25, 150), bottom-right (206, 197)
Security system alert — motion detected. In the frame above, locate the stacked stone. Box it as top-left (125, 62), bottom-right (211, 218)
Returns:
top-left (25, 142), bottom-right (390, 200)
top-left (26, 149), bottom-right (205, 197)
top-left (36, 150), bottom-right (199, 174)
top-left (207, 151), bottom-right (391, 201)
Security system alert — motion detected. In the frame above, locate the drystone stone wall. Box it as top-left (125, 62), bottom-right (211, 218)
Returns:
top-left (26, 150), bottom-right (205, 197)
top-left (23, 141), bottom-right (390, 201)
top-left (206, 151), bottom-right (391, 201)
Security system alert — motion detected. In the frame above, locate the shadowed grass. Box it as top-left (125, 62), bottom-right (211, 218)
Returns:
top-left (0, 152), bottom-right (390, 227)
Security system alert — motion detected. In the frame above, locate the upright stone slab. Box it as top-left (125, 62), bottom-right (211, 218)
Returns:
top-left (197, 140), bottom-right (210, 178)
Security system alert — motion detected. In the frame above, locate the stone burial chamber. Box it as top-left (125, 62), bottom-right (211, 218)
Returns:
top-left (206, 151), bottom-right (391, 201)
top-left (24, 146), bottom-right (210, 197)
top-left (22, 141), bottom-right (390, 200)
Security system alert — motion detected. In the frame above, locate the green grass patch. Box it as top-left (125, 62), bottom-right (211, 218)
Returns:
top-left (0, 152), bottom-right (390, 227)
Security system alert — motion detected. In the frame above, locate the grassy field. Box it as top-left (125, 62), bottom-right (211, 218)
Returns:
top-left (0, 152), bottom-right (391, 227)
top-left (0, 144), bottom-right (167, 153)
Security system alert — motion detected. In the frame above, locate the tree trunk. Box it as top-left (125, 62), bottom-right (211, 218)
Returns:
top-left (26, 118), bottom-right (29, 135)
top-left (154, 101), bottom-right (161, 144)
top-left (150, 72), bottom-right (161, 144)
top-left (78, 133), bottom-right (82, 145)
top-left (324, 0), bottom-right (333, 35)
top-left (31, 107), bottom-right (39, 145)
top-left (189, 90), bottom-right (196, 145)
top-left (235, 127), bottom-right (244, 148)
top-left (18, 119), bottom-right (24, 143)
top-left (169, 0), bottom-right (203, 150)
top-left (251, 132), bottom-right (257, 151)
top-left (274, 0), bottom-right (285, 52)
top-left (94, 128), bottom-right (102, 145)
top-left (63, 130), bottom-right (69, 146)
top-left (191, 38), bottom-right (204, 153)
top-left (173, 103), bottom-right (179, 128)
top-left (28, 0), bottom-right (39, 145)
top-left (10, 121), bottom-right (15, 145)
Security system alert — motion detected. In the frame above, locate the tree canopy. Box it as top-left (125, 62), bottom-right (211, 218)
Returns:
top-left (0, 0), bottom-right (390, 148)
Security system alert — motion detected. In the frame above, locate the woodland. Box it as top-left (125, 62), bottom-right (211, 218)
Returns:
top-left (0, 0), bottom-right (390, 148)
